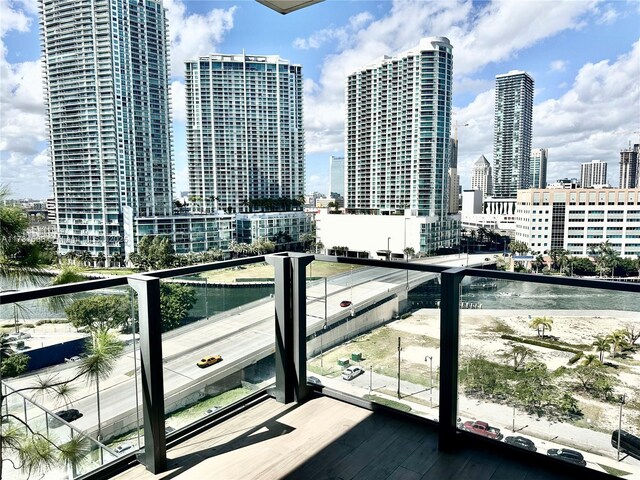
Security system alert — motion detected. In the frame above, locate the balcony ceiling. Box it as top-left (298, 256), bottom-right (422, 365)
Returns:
top-left (255, 0), bottom-right (323, 15)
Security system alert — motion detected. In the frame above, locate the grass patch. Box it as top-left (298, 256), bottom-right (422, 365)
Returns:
top-left (88, 268), bottom-right (137, 276)
top-left (198, 261), bottom-right (361, 283)
top-left (481, 320), bottom-right (515, 335)
top-left (598, 464), bottom-right (631, 477)
top-left (170, 387), bottom-right (254, 420)
top-left (364, 394), bottom-right (412, 412)
top-left (308, 326), bottom-right (438, 386)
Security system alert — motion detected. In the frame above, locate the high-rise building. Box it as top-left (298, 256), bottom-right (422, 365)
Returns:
top-left (39, 0), bottom-right (174, 259)
top-left (329, 155), bottom-right (345, 198)
top-left (471, 155), bottom-right (493, 198)
top-left (448, 138), bottom-right (459, 213)
top-left (493, 71), bottom-right (534, 198)
top-left (619, 144), bottom-right (639, 188)
top-left (185, 53), bottom-right (304, 214)
top-left (530, 148), bottom-right (548, 189)
top-left (345, 37), bottom-right (453, 219)
top-left (580, 160), bottom-right (608, 188)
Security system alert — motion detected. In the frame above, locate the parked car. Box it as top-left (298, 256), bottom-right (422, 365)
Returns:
top-left (49, 409), bottom-right (83, 428)
top-left (504, 435), bottom-right (537, 452)
top-left (206, 406), bottom-right (220, 415)
top-left (611, 429), bottom-right (640, 460)
top-left (65, 355), bottom-right (81, 362)
top-left (462, 420), bottom-right (503, 440)
top-left (114, 443), bottom-right (134, 455)
top-left (339, 300), bottom-right (352, 308)
top-left (341, 366), bottom-right (364, 381)
top-left (546, 448), bottom-right (586, 466)
top-left (307, 376), bottom-right (323, 386)
top-left (197, 355), bottom-right (223, 368)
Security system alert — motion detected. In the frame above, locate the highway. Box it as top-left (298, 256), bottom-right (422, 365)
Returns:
top-left (5, 253), bottom-right (492, 440)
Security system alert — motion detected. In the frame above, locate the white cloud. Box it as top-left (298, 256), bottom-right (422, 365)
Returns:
top-left (293, 11), bottom-right (374, 50)
top-left (596, 5), bottom-right (619, 25)
top-left (549, 60), bottom-right (568, 72)
top-left (165, 0), bottom-right (236, 78)
top-left (170, 80), bottom-right (186, 123)
top-left (0, 0), bottom-right (32, 36)
top-left (0, 149), bottom-right (50, 198)
top-left (302, 0), bottom-right (597, 154)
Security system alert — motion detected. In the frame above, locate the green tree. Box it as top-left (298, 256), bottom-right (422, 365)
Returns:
top-left (606, 329), bottom-right (629, 358)
top-left (80, 330), bottom-right (124, 441)
top-left (574, 363), bottom-right (617, 400)
top-left (65, 295), bottom-right (130, 331)
top-left (508, 240), bottom-right (530, 256)
top-left (592, 335), bottom-right (611, 362)
top-left (403, 247), bottom-right (415, 260)
top-left (513, 361), bottom-right (556, 416)
top-left (503, 344), bottom-right (534, 371)
top-left (623, 325), bottom-right (640, 347)
top-left (530, 316), bottom-right (553, 338)
top-left (160, 283), bottom-right (197, 332)
top-left (137, 235), bottom-right (176, 270)
top-left (571, 257), bottom-right (596, 276)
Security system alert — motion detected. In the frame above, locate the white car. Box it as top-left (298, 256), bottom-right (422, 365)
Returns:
top-left (342, 366), bottom-right (364, 381)
top-left (114, 443), bottom-right (134, 455)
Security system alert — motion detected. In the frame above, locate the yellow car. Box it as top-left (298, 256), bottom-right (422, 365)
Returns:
top-left (197, 355), bottom-right (223, 368)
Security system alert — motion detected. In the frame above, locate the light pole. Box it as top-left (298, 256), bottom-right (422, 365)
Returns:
top-left (387, 236), bottom-right (391, 261)
top-left (618, 394), bottom-right (626, 461)
top-left (320, 277), bottom-right (328, 373)
top-left (404, 218), bottom-right (410, 289)
top-left (425, 355), bottom-right (433, 408)
top-left (397, 337), bottom-right (401, 398)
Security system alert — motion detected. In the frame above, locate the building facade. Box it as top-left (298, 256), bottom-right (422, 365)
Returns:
top-left (530, 148), bottom-right (548, 189)
top-left (345, 37), bottom-right (453, 218)
top-left (39, 0), bottom-right (174, 260)
top-left (580, 160), bottom-right (607, 188)
top-left (448, 138), bottom-right (459, 213)
top-left (515, 188), bottom-right (640, 257)
top-left (471, 155), bottom-right (493, 199)
top-left (329, 156), bottom-right (345, 198)
top-left (493, 71), bottom-right (534, 198)
top-left (235, 212), bottom-right (313, 250)
top-left (185, 53), bottom-right (304, 214)
top-left (619, 144), bottom-right (639, 189)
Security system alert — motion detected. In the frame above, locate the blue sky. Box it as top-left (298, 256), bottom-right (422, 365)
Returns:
top-left (1, 0), bottom-right (639, 199)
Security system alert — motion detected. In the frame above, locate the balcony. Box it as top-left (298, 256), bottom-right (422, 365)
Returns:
top-left (1, 254), bottom-right (639, 480)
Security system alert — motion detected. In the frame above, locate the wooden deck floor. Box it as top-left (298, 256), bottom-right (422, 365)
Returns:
top-left (112, 395), bottom-right (595, 480)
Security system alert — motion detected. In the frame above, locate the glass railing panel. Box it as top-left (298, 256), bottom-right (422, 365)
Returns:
top-left (305, 260), bottom-right (441, 421)
top-left (1, 282), bottom-right (140, 478)
top-left (458, 274), bottom-right (640, 477)
top-left (161, 261), bottom-right (275, 431)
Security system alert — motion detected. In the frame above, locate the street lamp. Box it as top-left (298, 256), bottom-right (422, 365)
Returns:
top-left (425, 355), bottom-right (433, 408)
top-left (404, 218), bottom-right (410, 289)
top-left (387, 236), bottom-right (391, 261)
top-left (618, 394), bottom-right (626, 461)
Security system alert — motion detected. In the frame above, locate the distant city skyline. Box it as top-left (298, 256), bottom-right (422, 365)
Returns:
top-left (1, 1), bottom-right (639, 199)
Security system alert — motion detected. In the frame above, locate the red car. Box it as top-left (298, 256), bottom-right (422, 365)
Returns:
top-left (340, 300), bottom-right (352, 307)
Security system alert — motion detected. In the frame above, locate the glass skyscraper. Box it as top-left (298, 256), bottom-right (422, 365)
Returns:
top-left (185, 53), bottom-right (305, 214)
top-left (39, 0), bottom-right (174, 260)
top-left (493, 71), bottom-right (534, 198)
top-left (345, 37), bottom-right (453, 218)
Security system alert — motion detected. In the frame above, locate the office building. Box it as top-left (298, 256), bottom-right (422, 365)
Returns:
top-left (329, 156), bottom-right (345, 198)
top-left (515, 188), bottom-right (640, 257)
top-left (619, 144), bottom-right (639, 189)
top-left (185, 53), bottom-right (304, 214)
top-left (39, 0), bottom-right (174, 260)
top-left (493, 71), bottom-right (534, 198)
top-left (471, 155), bottom-right (493, 198)
top-left (580, 160), bottom-right (607, 188)
top-left (530, 148), bottom-right (548, 189)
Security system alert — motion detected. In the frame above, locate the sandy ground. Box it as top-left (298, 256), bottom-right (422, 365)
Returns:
top-left (387, 308), bottom-right (640, 433)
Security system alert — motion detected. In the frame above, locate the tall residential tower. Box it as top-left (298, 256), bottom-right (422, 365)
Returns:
top-left (619, 144), bottom-right (639, 188)
top-left (471, 155), bottom-right (493, 199)
top-left (185, 53), bottom-right (305, 214)
top-left (345, 37), bottom-right (453, 218)
top-left (580, 159), bottom-right (608, 188)
top-left (329, 155), bottom-right (345, 198)
top-left (39, 0), bottom-right (174, 259)
top-left (493, 71), bottom-right (534, 198)
top-left (530, 148), bottom-right (548, 189)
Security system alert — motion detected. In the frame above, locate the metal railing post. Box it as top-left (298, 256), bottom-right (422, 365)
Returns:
top-left (128, 274), bottom-right (166, 474)
top-left (266, 255), bottom-right (294, 403)
top-left (290, 253), bottom-right (314, 402)
top-left (266, 253), bottom-right (313, 404)
top-left (439, 267), bottom-right (464, 451)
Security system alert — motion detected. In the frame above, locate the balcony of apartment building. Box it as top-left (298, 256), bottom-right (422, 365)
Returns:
top-left (1, 254), bottom-right (639, 480)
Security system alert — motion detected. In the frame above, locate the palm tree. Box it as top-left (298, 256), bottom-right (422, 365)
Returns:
top-left (0, 333), bottom-right (14, 361)
top-left (581, 353), bottom-right (601, 366)
top-left (606, 330), bottom-right (628, 358)
top-left (80, 330), bottom-right (124, 441)
top-left (592, 335), bottom-right (611, 362)
top-left (530, 316), bottom-right (553, 338)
